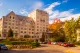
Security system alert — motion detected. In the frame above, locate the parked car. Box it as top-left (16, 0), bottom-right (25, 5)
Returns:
top-left (0, 46), bottom-right (1, 50)
top-left (58, 42), bottom-right (63, 46)
top-left (51, 42), bottom-right (57, 45)
top-left (63, 43), bottom-right (75, 47)
top-left (42, 42), bottom-right (47, 44)
top-left (48, 41), bottom-right (51, 44)
top-left (40, 42), bottom-right (47, 44)
top-left (0, 44), bottom-right (8, 50)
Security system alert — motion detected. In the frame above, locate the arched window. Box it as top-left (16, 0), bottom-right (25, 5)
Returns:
top-left (13, 17), bottom-right (14, 19)
top-left (10, 16), bottom-right (11, 19)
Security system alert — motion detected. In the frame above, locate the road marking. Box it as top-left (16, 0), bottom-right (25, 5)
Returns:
top-left (65, 50), bottom-right (75, 53)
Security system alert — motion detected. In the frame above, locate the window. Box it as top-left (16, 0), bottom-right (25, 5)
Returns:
top-left (32, 29), bottom-right (34, 31)
top-left (24, 31), bottom-right (26, 33)
top-left (32, 36), bottom-right (34, 38)
top-left (15, 27), bottom-right (18, 29)
top-left (25, 25), bottom-right (27, 27)
top-left (29, 28), bottom-right (31, 30)
top-left (37, 26), bottom-right (39, 28)
top-left (4, 29), bottom-right (7, 32)
top-left (15, 31), bottom-right (17, 33)
top-left (21, 28), bottom-right (23, 29)
top-left (40, 30), bottom-right (42, 31)
top-left (21, 31), bottom-right (23, 33)
top-left (3, 34), bottom-right (6, 37)
top-left (43, 27), bottom-right (45, 29)
top-left (37, 36), bottom-right (39, 38)
top-left (9, 23), bottom-right (11, 25)
top-left (6, 20), bottom-right (8, 21)
top-left (13, 17), bottom-right (14, 19)
top-left (20, 35), bottom-right (23, 38)
top-left (24, 28), bottom-right (26, 30)
top-left (32, 32), bottom-right (34, 34)
top-left (12, 23), bottom-right (14, 25)
top-left (29, 32), bottom-right (31, 34)
top-left (12, 27), bottom-right (14, 29)
top-left (0, 34), bottom-right (1, 37)
top-left (43, 30), bottom-right (45, 31)
top-left (13, 20), bottom-right (15, 22)
top-left (4, 26), bottom-right (7, 28)
top-left (37, 23), bottom-right (39, 25)
top-left (10, 16), bottom-right (11, 19)
top-left (9, 26), bottom-right (10, 28)
top-left (37, 29), bottom-right (39, 31)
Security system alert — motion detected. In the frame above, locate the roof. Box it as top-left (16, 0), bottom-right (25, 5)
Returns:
top-left (5, 11), bottom-right (33, 21)
top-left (16, 15), bottom-right (27, 21)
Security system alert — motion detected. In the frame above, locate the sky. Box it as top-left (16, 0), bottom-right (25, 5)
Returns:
top-left (0, 0), bottom-right (80, 24)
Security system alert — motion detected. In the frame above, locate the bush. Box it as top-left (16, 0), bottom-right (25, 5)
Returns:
top-left (0, 40), bottom-right (6, 44)
top-left (31, 42), bottom-right (40, 48)
top-left (75, 41), bottom-right (80, 45)
top-left (8, 41), bottom-right (32, 45)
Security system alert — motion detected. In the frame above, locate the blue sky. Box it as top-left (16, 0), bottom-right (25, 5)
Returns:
top-left (0, 0), bottom-right (80, 24)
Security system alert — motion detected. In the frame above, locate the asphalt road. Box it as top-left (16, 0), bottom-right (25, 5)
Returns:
top-left (0, 44), bottom-right (79, 53)
top-left (0, 50), bottom-right (64, 53)
top-left (0, 44), bottom-right (64, 53)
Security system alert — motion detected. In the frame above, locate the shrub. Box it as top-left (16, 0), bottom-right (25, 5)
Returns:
top-left (75, 41), bottom-right (80, 45)
top-left (31, 42), bottom-right (40, 48)
top-left (0, 40), bottom-right (6, 44)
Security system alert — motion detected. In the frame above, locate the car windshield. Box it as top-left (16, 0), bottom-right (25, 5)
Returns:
top-left (0, 44), bottom-right (5, 46)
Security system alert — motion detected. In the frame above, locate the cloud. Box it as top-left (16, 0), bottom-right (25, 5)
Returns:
top-left (60, 14), bottom-right (80, 21)
top-left (57, 9), bottom-right (74, 18)
top-left (49, 9), bottom-right (75, 24)
top-left (44, 2), bottom-right (61, 15)
top-left (0, 3), bottom-right (3, 7)
top-left (8, 9), bottom-right (14, 11)
top-left (62, 0), bottom-right (68, 3)
top-left (19, 9), bottom-right (28, 15)
top-left (44, 2), bottom-right (78, 24)
top-left (30, 1), bottom-right (44, 10)
top-left (44, 2), bottom-right (61, 24)
top-left (8, 9), bottom-right (18, 13)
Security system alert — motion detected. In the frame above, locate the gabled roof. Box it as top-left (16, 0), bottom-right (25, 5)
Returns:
top-left (6, 11), bottom-right (15, 16)
top-left (5, 11), bottom-right (34, 23)
top-left (16, 15), bottom-right (26, 21)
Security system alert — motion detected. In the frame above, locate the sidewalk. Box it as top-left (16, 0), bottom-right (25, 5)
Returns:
top-left (65, 45), bottom-right (80, 53)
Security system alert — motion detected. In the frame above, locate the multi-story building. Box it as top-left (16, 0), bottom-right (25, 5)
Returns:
top-left (0, 9), bottom-right (49, 41)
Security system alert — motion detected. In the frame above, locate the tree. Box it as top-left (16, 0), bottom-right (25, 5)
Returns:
top-left (7, 28), bottom-right (14, 37)
top-left (48, 18), bottom-right (63, 31)
top-left (40, 32), bottom-right (46, 42)
top-left (48, 19), bottom-right (65, 42)
top-left (76, 16), bottom-right (80, 28)
top-left (64, 18), bottom-right (77, 43)
top-left (49, 28), bottom-right (65, 42)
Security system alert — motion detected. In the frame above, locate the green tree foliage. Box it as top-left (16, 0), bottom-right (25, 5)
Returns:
top-left (7, 28), bottom-right (14, 37)
top-left (48, 19), bottom-right (65, 42)
top-left (50, 28), bottom-right (65, 42)
top-left (40, 32), bottom-right (46, 42)
top-left (64, 18), bottom-right (77, 42)
top-left (76, 16), bottom-right (80, 28)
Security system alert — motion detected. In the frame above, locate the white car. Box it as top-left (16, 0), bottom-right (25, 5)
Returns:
top-left (51, 42), bottom-right (57, 45)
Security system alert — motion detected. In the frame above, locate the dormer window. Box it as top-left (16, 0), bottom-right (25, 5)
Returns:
top-left (13, 17), bottom-right (14, 19)
top-left (10, 16), bottom-right (11, 19)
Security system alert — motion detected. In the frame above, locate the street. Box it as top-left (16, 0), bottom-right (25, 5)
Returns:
top-left (0, 44), bottom-right (80, 53)
top-left (0, 50), bottom-right (64, 53)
